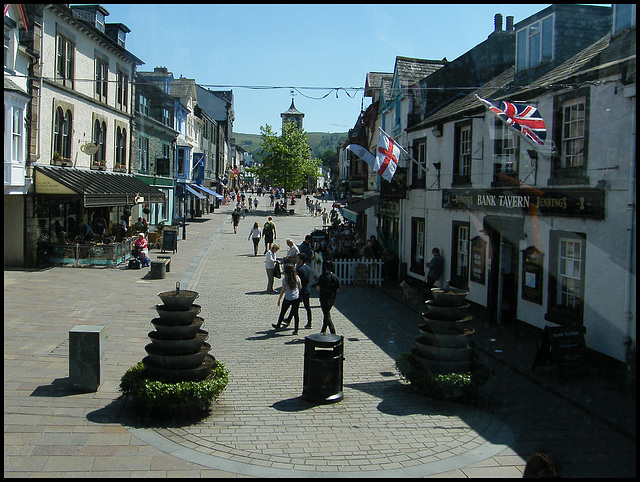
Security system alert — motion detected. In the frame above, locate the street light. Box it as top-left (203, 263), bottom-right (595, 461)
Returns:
top-left (183, 156), bottom-right (204, 240)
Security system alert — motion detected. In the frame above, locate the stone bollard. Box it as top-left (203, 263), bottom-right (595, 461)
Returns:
top-left (69, 325), bottom-right (105, 391)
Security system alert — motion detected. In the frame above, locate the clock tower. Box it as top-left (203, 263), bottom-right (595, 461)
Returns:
top-left (281, 99), bottom-right (304, 131)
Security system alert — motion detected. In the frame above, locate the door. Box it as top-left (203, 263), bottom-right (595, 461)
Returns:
top-left (486, 228), bottom-right (519, 325)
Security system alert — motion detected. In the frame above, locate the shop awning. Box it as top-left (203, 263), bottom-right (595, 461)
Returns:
top-left (343, 195), bottom-right (383, 221)
top-left (183, 184), bottom-right (205, 199)
top-left (34, 165), bottom-right (166, 207)
top-left (192, 184), bottom-right (223, 199)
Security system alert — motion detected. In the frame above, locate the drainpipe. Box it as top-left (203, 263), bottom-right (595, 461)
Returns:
top-left (623, 90), bottom-right (636, 389)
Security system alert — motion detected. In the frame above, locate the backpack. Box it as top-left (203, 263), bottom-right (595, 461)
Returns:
top-left (263, 222), bottom-right (273, 235)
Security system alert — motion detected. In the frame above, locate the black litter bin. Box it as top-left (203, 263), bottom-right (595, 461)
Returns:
top-left (302, 333), bottom-right (344, 403)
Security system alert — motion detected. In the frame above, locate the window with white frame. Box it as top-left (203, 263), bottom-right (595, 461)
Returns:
top-left (410, 217), bottom-right (425, 275)
top-left (138, 94), bottom-right (149, 116)
top-left (5, 23), bottom-right (13, 70)
top-left (162, 107), bottom-right (171, 127)
top-left (11, 107), bottom-right (23, 163)
top-left (138, 134), bottom-right (149, 172)
top-left (454, 123), bottom-right (472, 184)
top-left (558, 237), bottom-right (583, 310)
top-left (561, 96), bottom-right (586, 168)
top-left (493, 119), bottom-right (519, 181)
top-left (411, 138), bottom-right (426, 188)
top-left (516, 14), bottom-right (554, 72)
top-left (456, 225), bottom-right (469, 278)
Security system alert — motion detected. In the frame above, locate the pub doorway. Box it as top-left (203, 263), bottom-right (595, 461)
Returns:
top-left (484, 216), bottom-right (522, 325)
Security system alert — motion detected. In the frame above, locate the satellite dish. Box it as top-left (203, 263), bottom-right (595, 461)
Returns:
top-left (80, 143), bottom-right (99, 155)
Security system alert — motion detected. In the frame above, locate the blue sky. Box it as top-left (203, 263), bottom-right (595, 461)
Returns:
top-left (101, 4), bottom-right (553, 135)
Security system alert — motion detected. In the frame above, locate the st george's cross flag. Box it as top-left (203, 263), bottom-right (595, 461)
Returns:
top-left (346, 129), bottom-right (402, 182)
top-left (375, 130), bottom-right (401, 182)
top-left (475, 95), bottom-right (547, 146)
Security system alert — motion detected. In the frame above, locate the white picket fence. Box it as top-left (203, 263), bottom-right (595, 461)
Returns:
top-left (311, 253), bottom-right (384, 287)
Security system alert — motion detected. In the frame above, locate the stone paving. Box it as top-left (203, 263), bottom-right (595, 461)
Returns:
top-left (4, 198), bottom-right (636, 477)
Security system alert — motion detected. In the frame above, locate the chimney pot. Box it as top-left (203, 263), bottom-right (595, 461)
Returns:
top-left (506, 16), bottom-right (514, 31)
top-left (494, 13), bottom-right (503, 32)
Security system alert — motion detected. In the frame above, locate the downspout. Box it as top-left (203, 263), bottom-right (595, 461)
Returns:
top-left (623, 89), bottom-right (636, 388)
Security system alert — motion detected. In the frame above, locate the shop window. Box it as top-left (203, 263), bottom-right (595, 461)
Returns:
top-left (546, 231), bottom-right (586, 326)
top-left (453, 122), bottom-right (471, 185)
top-left (450, 221), bottom-right (470, 289)
top-left (410, 217), bottom-right (425, 276)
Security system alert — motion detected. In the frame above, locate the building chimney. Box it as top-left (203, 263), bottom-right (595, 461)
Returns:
top-left (494, 13), bottom-right (503, 32)
top-left (506, 16), bottom-right (514, 32)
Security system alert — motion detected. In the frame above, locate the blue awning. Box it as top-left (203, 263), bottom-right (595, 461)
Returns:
top-left (184, 184), bottom-right (205, 199)
top-left (192, 184), bottom-right (223, 199)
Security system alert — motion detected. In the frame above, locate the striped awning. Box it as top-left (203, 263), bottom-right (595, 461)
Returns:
top-left (34, 165), bottom-right (166, 207)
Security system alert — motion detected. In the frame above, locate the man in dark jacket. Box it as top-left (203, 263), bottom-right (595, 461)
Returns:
top-left (426, 247), bottom-right (444, 298)
top-left (314, 260), bottom-right (341, 335)
top-left (298, 234), bottom-right (313, 261)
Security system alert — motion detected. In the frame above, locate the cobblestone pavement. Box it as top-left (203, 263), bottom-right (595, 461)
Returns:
top-left (4, 198), bottom-right (636, 477)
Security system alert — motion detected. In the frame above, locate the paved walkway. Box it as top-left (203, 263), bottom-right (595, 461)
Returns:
top-left (4, 198), bottom-right (636, 477)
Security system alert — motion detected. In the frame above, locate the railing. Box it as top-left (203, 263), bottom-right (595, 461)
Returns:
top-left (311, 252), bottom-right (384, 287)
top-left (46, 238), bottom-right (132, 266)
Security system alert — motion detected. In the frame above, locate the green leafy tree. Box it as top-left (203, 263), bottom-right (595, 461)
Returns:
top-left (248, 121), bottom-right (320, 191)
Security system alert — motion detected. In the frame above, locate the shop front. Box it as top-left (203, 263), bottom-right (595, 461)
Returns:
top-left (33, 165), bottom-right (166, 266)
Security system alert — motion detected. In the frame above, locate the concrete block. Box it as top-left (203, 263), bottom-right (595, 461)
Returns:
top-left (69, 325), bottom-right (105, 391)
top-left (150, 260), bottom-right (167, 279)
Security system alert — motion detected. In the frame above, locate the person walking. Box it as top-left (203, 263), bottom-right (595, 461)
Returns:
top-left (425, 247), bottom-right (444, 298)
top-left (262, 216), bottom-right (277, 254)
top-left (272, 263), bottom-right (302, 335)
top-left (232, 207), bottom-right (241, 234)
top-left (284, 238), bottom-right (300, 264)
top-left (298, 234), bottom-right (313, 261)
top-left (248, 222), bottom-right (262, 256)
top-left (315, 260), bottom-right (341, 335)
top-left (265, 244), bottom-right (280, 292)
top-left (321, 208), bottom-right (328, 226)
top-left (284, 253), bottom-right (313, 329)
top-left (253, 197), bottom-right (259, 210)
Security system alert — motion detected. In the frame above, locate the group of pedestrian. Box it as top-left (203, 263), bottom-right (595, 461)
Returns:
top-left (271, 253), bottom-right (340, 336)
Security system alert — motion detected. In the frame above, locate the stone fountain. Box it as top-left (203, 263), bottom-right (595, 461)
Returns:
top-left (142, 282), bottom-right (215, 382)
top-left (411, 287), bottom-right (476, 374)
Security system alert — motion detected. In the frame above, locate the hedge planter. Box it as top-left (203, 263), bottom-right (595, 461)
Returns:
top-left (119, 360), bottom-right (229, 417)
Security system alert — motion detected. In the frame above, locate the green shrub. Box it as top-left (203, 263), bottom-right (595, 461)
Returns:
top-left (396, 351), bottom-right (493, 402)
top-left (120, 361), bottom-right (229, 417)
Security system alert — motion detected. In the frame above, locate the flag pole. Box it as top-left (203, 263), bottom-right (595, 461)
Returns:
top-left (378, 127), bottom-right (428, 175)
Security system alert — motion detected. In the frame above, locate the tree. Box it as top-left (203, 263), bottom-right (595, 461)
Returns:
top-left (248, 121), bottom-right (320, 191)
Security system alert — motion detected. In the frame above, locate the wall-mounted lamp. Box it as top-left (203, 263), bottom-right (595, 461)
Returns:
top-left (432, 125), bottom-right (443, 137)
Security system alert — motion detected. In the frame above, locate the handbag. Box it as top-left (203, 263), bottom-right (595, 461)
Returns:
top-left (273, 262), bottom-right (281, 278)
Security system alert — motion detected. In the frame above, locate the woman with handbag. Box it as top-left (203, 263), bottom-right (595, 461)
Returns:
top-left (265, 244), bottom-right (280, 292)
top-left (272, 263), bottom-right (302, 335)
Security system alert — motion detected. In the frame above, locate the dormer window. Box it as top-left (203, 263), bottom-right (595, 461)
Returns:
top-left (613, 4), bottom-right (635, 35)
top-left (95, 12), bottom-right (105, 33)
top-left (516, 13), bottom-right (554, 72)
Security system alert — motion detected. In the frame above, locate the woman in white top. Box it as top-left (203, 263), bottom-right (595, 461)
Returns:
top-left (265, 244), bottom-right (280, 292)
top-left (285, 238), bottom-right (300, 264)
top-left (248, 222), bottom-right (262, 256)
top-left (272, 263), bottom-right (302, 334)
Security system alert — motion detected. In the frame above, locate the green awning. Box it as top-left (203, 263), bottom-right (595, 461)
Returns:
top-left (34, 165), bottom-right (166, 207)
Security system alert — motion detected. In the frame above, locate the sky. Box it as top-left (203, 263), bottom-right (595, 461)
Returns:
top-left (100, 4), bottom-right (554, 135)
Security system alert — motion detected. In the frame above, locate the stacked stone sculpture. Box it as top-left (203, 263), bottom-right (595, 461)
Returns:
top-left (411, 287), bottom-right (476, 374)
top-left (143, 282), bottom-right (215, 382)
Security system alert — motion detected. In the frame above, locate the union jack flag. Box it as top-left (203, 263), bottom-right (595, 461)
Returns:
top-left (475, 95), bottom-right (547, 146)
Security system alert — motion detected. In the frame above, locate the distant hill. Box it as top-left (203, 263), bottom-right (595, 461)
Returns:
top-left (233, 132), bottom-right (348, 161)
